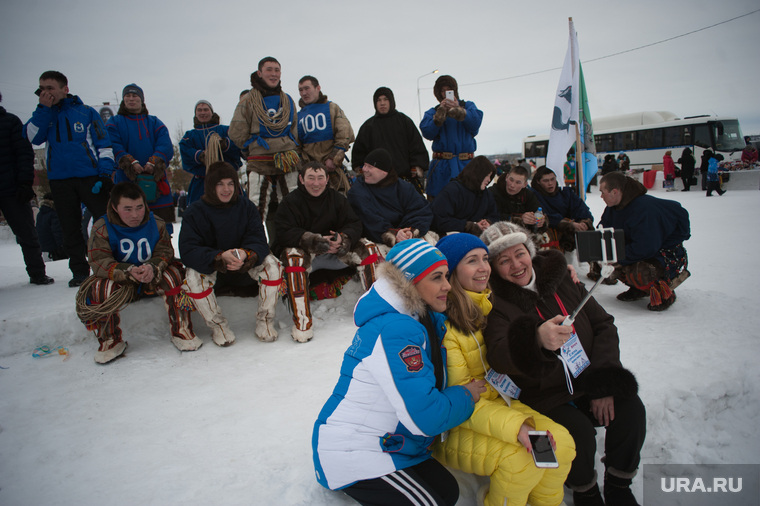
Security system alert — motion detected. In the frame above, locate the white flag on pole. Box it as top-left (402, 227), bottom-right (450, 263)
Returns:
top-left (547, 19), bottom-right (580, 186)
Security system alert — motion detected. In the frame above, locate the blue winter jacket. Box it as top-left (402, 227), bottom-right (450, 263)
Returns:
top-left (180, 123), bottom-right (242, 206)
top-left (23, 95), bottom-right (115, 180)
top-left (420, 101), bottom-right (483, 198)
top-left (312, 266), bottom-right (476, 490)
top-left (431, 179), bottom-right (498, 235)
top-left (347, 176), bottom-right (433, 243)
top-left (107, 114), bottom-right (174, 210)
top-left (178, 196), bottom-right (269, 275)
top-left (600, 192), bottom-right (690, 266)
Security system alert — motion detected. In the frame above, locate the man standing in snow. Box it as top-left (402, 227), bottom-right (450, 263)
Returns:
top-left (78, 181), bottom-right (201, 364)
top-left (272, 161), bottom-right (379, 343)
top-left (0, 91), bottom-right (54, 285)
top-left (351, 87), bottom-right (428, 195)
top-left (229, 57), bottom-right (300, 236)
top-left (24, 71), bottom-right (115, 287)
top-left (419, 75), bottom-right (483, 200)
top-left (600, 172), bottom-right (691, 311)
top-left (296, 76), bottom-right (354, 194)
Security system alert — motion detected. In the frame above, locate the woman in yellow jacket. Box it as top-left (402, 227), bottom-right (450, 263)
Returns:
top-left (434, 233), bottom-right (575, 506)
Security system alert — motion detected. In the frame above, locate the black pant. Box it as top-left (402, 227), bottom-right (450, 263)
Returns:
top-left (343, 458), bottom-right (459, 506)
top-left (0, 195), bottom-right (46, 280)
top-left (706, 181), bottom-right (725, 196)
top-left (49, 176), bottom-right (110, 278)
top-left (545, 395), bottom-right (646, 489)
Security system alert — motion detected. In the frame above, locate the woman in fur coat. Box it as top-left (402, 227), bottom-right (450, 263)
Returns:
top-left (312, 239), bottom-right (486, 506)
top-left (433, 233), bottom-right (575, 506)
top-left (481, 222), bottom-right (646, 506)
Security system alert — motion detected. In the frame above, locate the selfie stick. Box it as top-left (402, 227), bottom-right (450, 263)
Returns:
top-left (562, 227), bottom-right (618, 327)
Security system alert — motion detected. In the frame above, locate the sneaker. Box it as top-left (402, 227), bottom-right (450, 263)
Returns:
top-left (648, 292), bottom-right (677, 311)
top-left (616, 287), bottom-right (648, 302)
top-left (30, 275), bottom-right (55, 285)
top-left (68, 276), bottom-right (87, 287)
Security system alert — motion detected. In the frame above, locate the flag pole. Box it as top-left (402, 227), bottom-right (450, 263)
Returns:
top-left (570, 17), bottom-right (586, 200)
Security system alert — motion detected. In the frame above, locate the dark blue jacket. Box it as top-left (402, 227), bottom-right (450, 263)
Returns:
top-left (180, 122), bottom-right (242, 206)
top-left (530, 187), bottom-right (593, 227)
top-left (24, 95), bottom-right (115, 179)
top-left (431, 180), bottom-right (498, 235)
top-left (107, 113), bottom-right (174, 211)
top-left (179, 197), bottom-right (269, 275)
top-left (347, 176), bottom-right (432, 243)
top-left (0, 106), bottom-right (35, 198)
top-left (600, 180), bottom-right (690, 266)
top-left (420, 101), bottom-right (483, 198)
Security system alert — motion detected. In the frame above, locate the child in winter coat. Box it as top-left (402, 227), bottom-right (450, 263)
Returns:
top-left (434, 233), bottom-right (575, 506)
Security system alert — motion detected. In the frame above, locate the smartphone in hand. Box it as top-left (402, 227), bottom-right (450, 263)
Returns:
top-left (528, 431), bottom-right (558, 468)
top-left (445, 90), bottom-right (455, 102)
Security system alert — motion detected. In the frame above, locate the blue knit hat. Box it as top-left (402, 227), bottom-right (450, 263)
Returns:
top-left (122, 83), bottom-right (144, 102)
top-left (386, 239), bottom-right (447, 284)
top-left (435, 234), bottom-right (489, 272)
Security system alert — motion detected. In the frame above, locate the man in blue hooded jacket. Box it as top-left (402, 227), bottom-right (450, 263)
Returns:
top-left (24, 70), bottom-right (115, 287)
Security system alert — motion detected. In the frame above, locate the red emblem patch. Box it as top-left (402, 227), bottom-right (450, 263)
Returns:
top-left (399, 345), bottom-right (423, 373)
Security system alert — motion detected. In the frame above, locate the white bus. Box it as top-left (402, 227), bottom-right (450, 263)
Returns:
top-left (523, 111), bottom-right (746, 171)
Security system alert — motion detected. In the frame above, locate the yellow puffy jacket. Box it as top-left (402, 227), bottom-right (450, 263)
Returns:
top-left (433, 290), bottom-right (576, 506)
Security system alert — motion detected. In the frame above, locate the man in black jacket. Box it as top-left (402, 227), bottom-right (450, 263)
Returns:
top-left (0, 92), bottom-right (53, 285)
top-left (273, 161), bottom-right (379, 342)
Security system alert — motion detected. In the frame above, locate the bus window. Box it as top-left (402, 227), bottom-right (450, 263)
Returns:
top-left (694, 124), bottom-right (711, 149)
top-left (712, 120), bottom-right (745, 151)
top-left (622, 132), bottom-right (636, 151)
top-left (639, 128), bottom-right (663, 149)
top-left (595, 133), bottom-right (614, 153)
top-left (664, 126), bottom-right (686, 147)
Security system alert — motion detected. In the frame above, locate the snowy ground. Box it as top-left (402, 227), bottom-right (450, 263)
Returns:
top-left (1, 184), bottom-right (759, 506)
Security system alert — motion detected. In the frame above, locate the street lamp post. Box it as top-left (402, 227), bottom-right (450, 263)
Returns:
top-left (417, 69), bottom-right (439, 121)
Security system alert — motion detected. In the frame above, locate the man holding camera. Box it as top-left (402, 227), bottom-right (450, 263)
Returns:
top-left (24, 70), bottom-right (115, 287)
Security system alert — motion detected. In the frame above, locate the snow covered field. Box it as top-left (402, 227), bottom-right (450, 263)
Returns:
top-left (1, 186), bottom-right (758, 506)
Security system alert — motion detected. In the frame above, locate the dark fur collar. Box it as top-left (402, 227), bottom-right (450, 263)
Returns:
top-left (489, 249), bottom-right (569, 312)
top-left (298, 92), bottom-right (328, 109)
top-left (117, 101), bottom-right (149, 116)
top-left (193, 113), bottom-right (221, 129)
top-left (250, 73), bottom-right (282, 97)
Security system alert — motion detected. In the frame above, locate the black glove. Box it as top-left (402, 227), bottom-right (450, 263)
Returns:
top-left (16, 185), bottom-right (35, 203)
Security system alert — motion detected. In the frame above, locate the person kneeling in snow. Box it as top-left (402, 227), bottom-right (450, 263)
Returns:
top-left (77, 181), bottom-right (201, 364)
top-left (179, 162), bottom-right (283, 345)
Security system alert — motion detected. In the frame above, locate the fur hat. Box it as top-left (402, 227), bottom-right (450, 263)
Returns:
top-left (480, 222), bottom-right (536, 259)
top-left (373, 87), bottom-right (396, 113)
top-left (364, 148), bottom-right (393, 174)
top-left (435, 234), bottom-right (488, 272)
top-left (386, 239), bottom-right (447, 284)
top-left (433, 75), bottom-right (459, 102)
top-left (122, 83), bottom-right (144, 102)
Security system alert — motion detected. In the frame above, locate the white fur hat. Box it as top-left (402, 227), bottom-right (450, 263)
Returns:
top-left (480, 221), bottom-right (537, 259)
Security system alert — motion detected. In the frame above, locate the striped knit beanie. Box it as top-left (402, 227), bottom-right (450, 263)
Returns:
top-left (386, 239), bottom-right (447, 284)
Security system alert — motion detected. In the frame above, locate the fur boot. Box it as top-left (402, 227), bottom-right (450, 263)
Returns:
top-left (254, 254), bottom-right (283, 342)
top-left (284, 248), bottom-right (313, 342)
top-left (184, 269), bottom-right (236, 347)
top-left (95, 340), bottom-right (127, 364)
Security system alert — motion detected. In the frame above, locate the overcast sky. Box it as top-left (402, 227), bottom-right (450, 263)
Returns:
top-left (2, 0), bottom-right (759, 156)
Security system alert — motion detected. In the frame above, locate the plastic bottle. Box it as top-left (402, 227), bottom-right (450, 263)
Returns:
top-left (534, 207), bottom-right (544, 225)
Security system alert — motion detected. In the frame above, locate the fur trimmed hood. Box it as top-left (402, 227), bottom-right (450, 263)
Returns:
top-left (353, 261), bottom-right (427, 328)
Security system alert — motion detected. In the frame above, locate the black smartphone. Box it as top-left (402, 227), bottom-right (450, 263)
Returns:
top-left (575, 229), bottom-right (625, 263)
top-left (528, 431), bottom-right (559, 468)
top-left (34, 88), bottom-right (42, 97)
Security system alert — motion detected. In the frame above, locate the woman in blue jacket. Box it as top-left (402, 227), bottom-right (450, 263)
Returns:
top-left (313, 239), bottom-right (486, 506)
